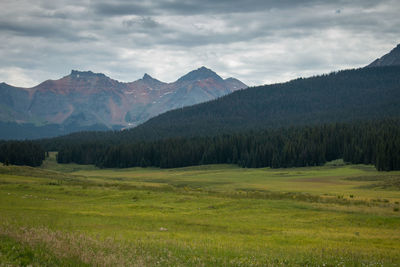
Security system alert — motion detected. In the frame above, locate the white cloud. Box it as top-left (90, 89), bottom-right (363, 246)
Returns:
top-left (0, 67), bottom-right (46, 87)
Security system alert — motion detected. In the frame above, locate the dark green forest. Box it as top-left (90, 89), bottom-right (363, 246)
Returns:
top-left (0, 141), bottom-right (45, 167)
top-left (56, 120), bottom-right (400, 171)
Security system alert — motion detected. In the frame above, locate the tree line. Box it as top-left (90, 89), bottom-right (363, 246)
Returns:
top-left (0, 141), bottom-right (45, 167)
top-left (57, 119), bottom-right (400, 171)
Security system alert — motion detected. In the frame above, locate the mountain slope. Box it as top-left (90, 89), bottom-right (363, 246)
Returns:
top-left (123, 44), bottom-right (400, 140)
top-left (0, 83), bottom-right (31, 122)
top-left (0, 67), bottom-right (246, 139)
top-left (368, 44), bottom-right (400, 67)
top-left (126, 66), bottom-right (400, 140)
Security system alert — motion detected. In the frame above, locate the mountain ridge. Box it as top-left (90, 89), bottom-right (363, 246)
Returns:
top-left (0, 67), bottom-right (247, 139)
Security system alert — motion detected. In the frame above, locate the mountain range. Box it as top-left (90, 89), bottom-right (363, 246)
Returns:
top-left (0, 67), bottom-right (246, 139)
top-left (2, 43), bottom-right (400, 142)
top-left (39, 43), bottom-right (400, 148)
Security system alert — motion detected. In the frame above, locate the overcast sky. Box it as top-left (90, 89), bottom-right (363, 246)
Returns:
top-left (1, 0), bottom-right (399, 87)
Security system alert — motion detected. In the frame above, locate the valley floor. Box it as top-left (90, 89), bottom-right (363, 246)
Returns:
top-left (0, 153), bottom-right (400, 266)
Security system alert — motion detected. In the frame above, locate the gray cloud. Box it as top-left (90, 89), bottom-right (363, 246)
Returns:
top-left (0, 19), bottom-right (96, 42)
top-left (123, 17), bottom-right (160, 29)
top-left (0, 0), bottom-right (399, 87)
top-left (93, 0), bottom-right (375, 16)
top-left (94, 2), bottom-right (155, 16)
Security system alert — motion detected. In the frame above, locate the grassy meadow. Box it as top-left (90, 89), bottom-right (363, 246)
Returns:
top-left (0, 153), bottom-right (400, 266)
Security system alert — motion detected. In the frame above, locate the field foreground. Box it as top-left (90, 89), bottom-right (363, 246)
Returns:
top-left (0, 154), bottom-right (400, 266)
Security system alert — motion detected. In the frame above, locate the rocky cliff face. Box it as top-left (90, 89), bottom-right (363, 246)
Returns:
top-left (0, 67), bottom-right (247, 136)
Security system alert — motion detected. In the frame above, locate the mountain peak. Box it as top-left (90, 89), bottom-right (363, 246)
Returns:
top-left (140, 73), bottom-right (165, 87)
top-left (70, 70), bottom-right (107, 79)
top-left (367, 43), bottom-right (400, 67)
top-left (177, 66), bottom-right (223, 82)
top-left (143, 73), bottom-right (154, 80)
top-left (198, 66), bottom-right (211, 71)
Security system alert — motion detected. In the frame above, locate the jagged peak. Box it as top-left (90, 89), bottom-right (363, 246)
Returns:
top-left (140, 73), bottom-right (165, 86)
top-left (142, 73), bottom-right (155, 80)
top-left (70, 70), bottom-right (107, 79)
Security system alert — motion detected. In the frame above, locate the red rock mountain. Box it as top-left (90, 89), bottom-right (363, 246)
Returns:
top-left (0, 67), bottom-right (247, 136)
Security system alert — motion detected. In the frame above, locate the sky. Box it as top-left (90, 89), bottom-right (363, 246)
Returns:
top-left (0, 0), bottom-right (399, 87)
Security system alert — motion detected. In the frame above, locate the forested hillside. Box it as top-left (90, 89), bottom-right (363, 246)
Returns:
top-left (57, 120), bottom-right (400, 171)
top-left (130, 66), bottom-right (400, 139)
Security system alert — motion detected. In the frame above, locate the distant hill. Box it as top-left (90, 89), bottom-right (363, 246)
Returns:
top-left (368, 44), bottom-right (400, 67)
top-left (124, 66), bottom-right (400, 140)
top-left (0, 67), bottom-right (246, 140)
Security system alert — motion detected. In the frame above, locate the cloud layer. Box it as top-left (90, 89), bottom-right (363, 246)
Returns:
top-left (1, 0), bottom-right (399, 87)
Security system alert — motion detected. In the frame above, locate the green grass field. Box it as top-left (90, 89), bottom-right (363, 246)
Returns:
top-left (1, 153), bottom-right (400, 266)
